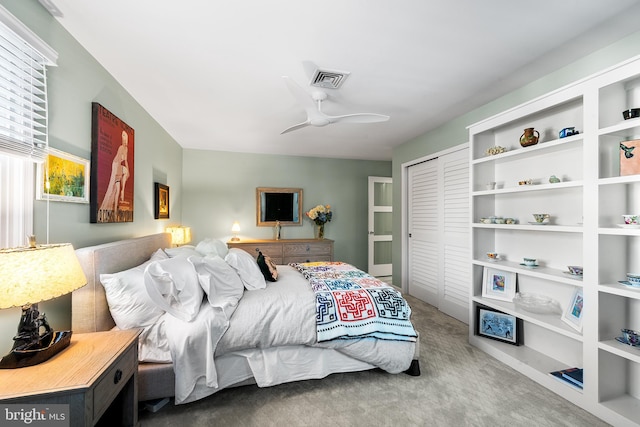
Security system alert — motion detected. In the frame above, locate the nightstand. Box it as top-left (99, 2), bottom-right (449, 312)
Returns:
top-left (0, 329), bottom-right (139, 426)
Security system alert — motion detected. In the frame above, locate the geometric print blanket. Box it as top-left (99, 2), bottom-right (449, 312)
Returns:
top-left (289, 262), bottom-right (418, 343)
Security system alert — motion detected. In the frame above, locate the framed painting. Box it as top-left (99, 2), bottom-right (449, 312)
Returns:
top-left (154, 183), bottom-right (169, 219)
top-left (36, 148), bottom-right (90, 203)
top-left (562, 287), bottom-right (584, 332)
top-left (90, 103), bottom-right (135, 223)
top-left (476, 305), bottom-right (523, 346)
top-left (482, 267), bottom-right (517, 302)
top-left (620, 139), bottom-right (640, 176)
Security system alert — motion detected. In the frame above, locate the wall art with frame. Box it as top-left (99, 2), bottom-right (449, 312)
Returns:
top-left (36, 148), bottom-right (90, 203)
top-left (154, 183), bottom-right (169, 219)
top-left (482, 267), bottom-right (517, 302)
top-left (476, 305), bottom-right (523, 346)
top-left (562, 287), bottom-right (584, 332)
top-left (90, 102), bottom-right (135, 223)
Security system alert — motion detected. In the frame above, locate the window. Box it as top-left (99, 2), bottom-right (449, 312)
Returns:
top-left (0, 5), bottom-right (57, 247)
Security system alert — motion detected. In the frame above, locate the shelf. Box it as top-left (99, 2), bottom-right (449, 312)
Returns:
top-left (598, 227), bottom-right (640, 236)
top-left (473, 223), bottom-right (582, 233)
top-left (598, 175), bottom-right (640, 186)
top-left (599, 282), bottom-right (640, 299)
top-left (599, 339), bottom-right (640, 364)
top-left (474, 259), bottom-right (584, 285)
top-left (600, 394), bottom-right (640, 426)
top-left (472, 296), bottom-right (583, 341)
top-left (599, 117), bottom-right (640, 137)
top-left (473, 180), bottom-right (583, 196)
top-left (472, 134), bottom-right (583, 164)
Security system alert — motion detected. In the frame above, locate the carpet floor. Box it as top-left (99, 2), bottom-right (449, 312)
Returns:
top-left (138, 295), bottom-right (609, 427)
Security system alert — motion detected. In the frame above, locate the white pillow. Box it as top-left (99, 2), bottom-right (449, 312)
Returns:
top-left (143, 256), bottom-right (204, 322)
top-left (164, 245), bottom-right (201, 258)
top-left (100, 248), bottom-right (168, 330)
top-left (224, 248), bottom-right (266, 290)
top-left (195, 238), bottom-right (229, 258)
top-left (191, 255), bottom-right (244, 317)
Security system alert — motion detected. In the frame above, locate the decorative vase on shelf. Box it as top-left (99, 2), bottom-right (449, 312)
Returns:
top-left (315, 224), bottom-right (325, 240)
top-left (520, 127), bottom-right (539, 147)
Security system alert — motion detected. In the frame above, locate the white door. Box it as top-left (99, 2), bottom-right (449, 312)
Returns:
top-left (407, 147), bottom-right (470, 323)
top-left (368, 176), bottom-right (392, 277)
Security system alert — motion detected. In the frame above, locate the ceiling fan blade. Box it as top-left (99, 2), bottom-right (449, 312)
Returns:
top-left (327, 113), bottom-right (390, 124)
top-left (280, 120), bottom-right (311, 135)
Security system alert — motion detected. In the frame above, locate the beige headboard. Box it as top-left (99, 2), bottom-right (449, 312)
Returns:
top-left (72, 233), bottom-right (172, 333)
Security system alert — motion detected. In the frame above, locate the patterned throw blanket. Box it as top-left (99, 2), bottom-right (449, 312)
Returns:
top-left (289, 262), bottom-right (417, 343)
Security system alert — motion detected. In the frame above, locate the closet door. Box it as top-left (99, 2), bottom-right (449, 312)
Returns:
top-left (407, 147), bottom-right (469, 323)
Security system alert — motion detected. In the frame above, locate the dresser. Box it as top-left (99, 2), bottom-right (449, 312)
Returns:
top-left (228, 238), bottom-right (333, 264)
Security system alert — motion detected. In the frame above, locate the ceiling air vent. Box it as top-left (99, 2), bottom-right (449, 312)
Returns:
top-left (309, 68), bottom-right (350, 89)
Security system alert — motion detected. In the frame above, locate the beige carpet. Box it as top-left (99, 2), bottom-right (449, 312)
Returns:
top-left (138, 295), bottom-right (609, 427)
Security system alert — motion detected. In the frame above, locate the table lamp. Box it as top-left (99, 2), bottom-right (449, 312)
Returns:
top-left (0, 242), bottom-right (87, 369)
top-left (231, 221), bottom-right (240, 242)
top-left (166, 226), bottom-right (192, 247)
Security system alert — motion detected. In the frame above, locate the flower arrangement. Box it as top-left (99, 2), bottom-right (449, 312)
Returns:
top-left (306, 204), bottom-right (332, 225)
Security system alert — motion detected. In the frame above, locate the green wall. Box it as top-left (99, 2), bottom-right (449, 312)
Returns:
top-left (182, 149), bottom-right (391, 269)
top-left (391, 30), bottom-right (640, 289)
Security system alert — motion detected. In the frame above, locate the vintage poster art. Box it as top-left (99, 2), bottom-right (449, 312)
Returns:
top-left (36, 147), bottom-right (90, 203)
top-left (90, 103), bottom-right (135, 223)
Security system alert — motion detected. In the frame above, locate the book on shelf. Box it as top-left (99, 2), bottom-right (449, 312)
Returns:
top-left (549, 367), bottom-right (583, 391)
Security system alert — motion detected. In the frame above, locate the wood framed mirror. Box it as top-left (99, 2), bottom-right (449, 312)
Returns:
top-left (256, 187), bottom-right (303, 226)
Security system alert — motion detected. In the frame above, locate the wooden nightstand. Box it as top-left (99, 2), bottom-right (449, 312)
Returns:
top-left (0, 329), bottom-right (139, 426)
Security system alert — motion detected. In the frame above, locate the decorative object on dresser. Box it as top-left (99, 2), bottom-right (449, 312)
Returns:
top-left (256, 187), bottom-right (303, 226)
top-left (230, 221), bottom-right (241, 241)
top-left (227, 238), bottom-right (334, 264)
top-left (0, 242), bottom-right (87, 369)
top-left (305, 204), bottom-right (332, 239)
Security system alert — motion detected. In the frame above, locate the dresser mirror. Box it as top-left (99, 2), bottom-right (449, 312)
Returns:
top-left (256, 187), bottom-right (303, 226)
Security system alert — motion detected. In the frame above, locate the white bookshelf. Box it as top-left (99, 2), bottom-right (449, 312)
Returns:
top-left (469, 55), bottom-right (640, 426)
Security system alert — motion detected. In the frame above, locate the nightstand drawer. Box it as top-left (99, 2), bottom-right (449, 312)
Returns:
top-left (284, 242), bottom-right (332, 256)
top-left (93, 344), bottom-right (136, 420)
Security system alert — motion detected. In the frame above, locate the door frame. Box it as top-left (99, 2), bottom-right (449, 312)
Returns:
top-left (400, 142), bottom-right (469, 294)
top-left (368, 176), bottom-right (392, 277)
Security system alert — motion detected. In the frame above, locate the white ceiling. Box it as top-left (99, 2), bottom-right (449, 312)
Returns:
top-left (44, 0), bottom-right (640, 160)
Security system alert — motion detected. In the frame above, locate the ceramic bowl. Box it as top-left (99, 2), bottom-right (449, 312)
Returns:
top-left (494, 218), bottom-right (506, 224)
top-left (627, 273), bottom-right (640, 285)
top-left (486, 252), bottom-right (499, 260)
top-left (505, 218), bottom-right (516, 224)
top-left (480, 218), bottom-right (493, 224)
top-left (523, 258), bottom-right (537, 267)
top-left (567, 265), bottom-right (583, 276)
top-left (622, 214), bottom-right (639, 225)
top-left (621, 329), bottom-right (640, 345)
top-left (623, 108), bottom-right (640, 120)
top-left (532, 213), bottom-right (550, 223)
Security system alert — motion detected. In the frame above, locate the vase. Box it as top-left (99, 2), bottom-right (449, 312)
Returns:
top-left (315, 224), bottom-right (325, 239)
top-left (519, 127), bottom-right (539, 147)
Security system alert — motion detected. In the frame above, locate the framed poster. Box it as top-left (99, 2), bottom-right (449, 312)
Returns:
top-left (476, 305), bottom-right (523, 346)
top-left (90, 103), bottom-right (135, 223)
top-left (482, 267), bottom-right (517, 302)
top-left (620, 140), bottom-right (640, 176)
top-left (36, 148), bottom-right (90, 203)
top-left (154, 183), bottom-right (169, 219)
top-left (562, 287), bottom-right (584, 332)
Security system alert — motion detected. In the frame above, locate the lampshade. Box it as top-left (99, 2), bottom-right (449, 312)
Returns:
top-left (166, 226), bottom-right (192, 246)
top-left (0, 244), bottom-right (87, 309)
top-left (231, 221), bottom-right (240, 233)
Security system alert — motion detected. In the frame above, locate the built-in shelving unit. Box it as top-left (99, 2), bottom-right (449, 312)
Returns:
top-left (469, 55), bottom-right (640, 426)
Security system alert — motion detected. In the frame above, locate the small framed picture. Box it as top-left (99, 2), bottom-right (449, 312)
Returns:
top-left (36, 148), bottom-right (90, 203)
top-left (482, 267), bottom-right (517, 302)
top-left (476, 305), bottom-right (523, 346)
top-left (154, 183), bottom-right (169, 219)
top-left (562, 287), bottom-right (584, 332)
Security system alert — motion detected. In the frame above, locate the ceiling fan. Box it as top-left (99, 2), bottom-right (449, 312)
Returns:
top-left (280, 76), bottom-right (390, 135)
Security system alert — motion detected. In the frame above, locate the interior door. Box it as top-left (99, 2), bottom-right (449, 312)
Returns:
top-left (368, 176), bottom-right (392, 277)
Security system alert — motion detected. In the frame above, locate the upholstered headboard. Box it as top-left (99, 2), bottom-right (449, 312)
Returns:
top-left (72, 233), bottom-right (172, 333)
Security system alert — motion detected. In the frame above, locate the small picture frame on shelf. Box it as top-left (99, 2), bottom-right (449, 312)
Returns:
top-left (476, 305), bottom-right (523, 346)
top-left (482, 267), bottom-right (517, 302)
top-left (562, 287), bottom-right (584, 332)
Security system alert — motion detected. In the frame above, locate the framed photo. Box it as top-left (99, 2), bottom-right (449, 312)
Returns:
top-left (482, 267), bottom-right (517, 302)
top-left (90, 102), bottom-right (135, 223)
top-left (562, 287), bottom-right (584, 332)
top-left (36, 148), bottom-right (90, 203)
top-left (620, 139), bottom-right (640, 176)
top-left (154, 183), bottom-right (169, 219)
top-left (476, 305), bottom-right (523, 345)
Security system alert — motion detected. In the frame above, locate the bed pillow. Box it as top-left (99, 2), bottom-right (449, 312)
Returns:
top-left (100, 248), bottom-right (169, 330)
top-left (195, 238), bottom-right (229, 258)
top-left (256, 251), bottom-right (278, 282)
top-left (224, 248), bottom-right (266, 290)
top-left (143, 256), bottom-right (204, 322)
top-left (164, 245), bottom-right (201, 258)
top-left (190, 255), bottom-right (244, 316)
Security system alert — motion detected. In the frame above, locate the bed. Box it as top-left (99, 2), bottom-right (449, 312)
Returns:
top-left (71, 233), bottom-right (420, 405)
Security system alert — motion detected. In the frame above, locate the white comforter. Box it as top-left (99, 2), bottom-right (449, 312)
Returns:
top-left (155, 265), bottom-right (416, 404)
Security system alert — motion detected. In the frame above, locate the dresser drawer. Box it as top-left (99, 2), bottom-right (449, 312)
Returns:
top-left (285, 255), bottom-right (333, 264)
top-left (230, 243), bottom-right (283, 260)
top-left (284, 242), bottom-right (332, 256)
top-left (93, 344), bottom-right (136, 420)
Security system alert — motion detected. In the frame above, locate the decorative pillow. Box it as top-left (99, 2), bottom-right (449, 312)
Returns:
top-left (256, 251), bottom-right (278, 282)
top-left (190, 255), bottom-right (244, 317)
top-left (195, 238), bottom-right (229, 258)
top-left (224, 248), bottom-right (267, 290)
top-left (143, 256), bottom-right (204, 322)
top-left (164, 245), bottom-right (201, 258)
top-left (100, 248), bottom-right (168, 330)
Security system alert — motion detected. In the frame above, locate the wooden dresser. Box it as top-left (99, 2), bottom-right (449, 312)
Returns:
top-left (228, 238), bottom-right (333, 264)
